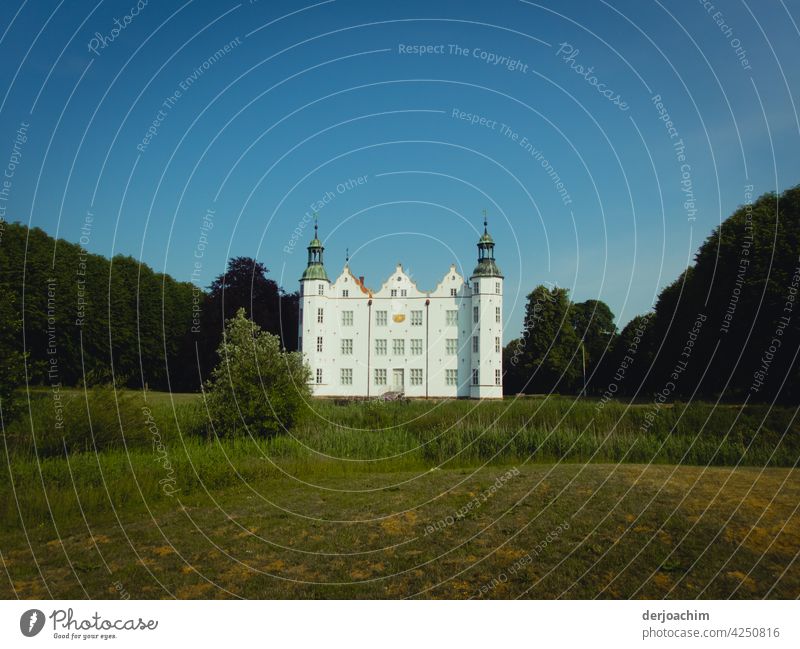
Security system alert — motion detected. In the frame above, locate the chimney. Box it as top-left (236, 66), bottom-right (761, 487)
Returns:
top-left (359, 276), bottom-right (365, 286)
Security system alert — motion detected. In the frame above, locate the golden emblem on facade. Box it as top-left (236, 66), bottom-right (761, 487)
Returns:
top-left (392, 313), bottom-right (406, 323)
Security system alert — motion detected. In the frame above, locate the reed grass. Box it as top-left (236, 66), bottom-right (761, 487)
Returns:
top-left (1, 389), bottom-right (796, 532)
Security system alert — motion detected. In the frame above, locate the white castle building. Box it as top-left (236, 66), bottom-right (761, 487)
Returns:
top-left (298, 218), bottom-right (503, 399)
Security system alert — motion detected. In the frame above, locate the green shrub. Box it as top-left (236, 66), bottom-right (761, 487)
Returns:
top-left (5, 385), bottom-right (147, 457)
top-left (204, 308), bottom-right (311, 438)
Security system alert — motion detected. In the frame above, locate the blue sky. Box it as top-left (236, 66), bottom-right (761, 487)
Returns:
top-left (1, 0), bottom-right (798, 342)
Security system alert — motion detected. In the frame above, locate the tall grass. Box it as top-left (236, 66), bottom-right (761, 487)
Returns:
top-left (1, 390), bottom-right (797, 532)
top-left (296, 397), bottom-right (797, 467)
top-left (3, 385), bottom-right (205, 457)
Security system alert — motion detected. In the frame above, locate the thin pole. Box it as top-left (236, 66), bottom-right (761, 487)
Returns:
top-left (581, 342), bottom-right (586, 396)
top-left (425, 299), bottom-right (430, 399)
top-left (367, 299), bottom-right (372, 398)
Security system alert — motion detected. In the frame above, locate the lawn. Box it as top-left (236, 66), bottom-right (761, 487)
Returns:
top-left (1, 391), bottom-right (798, 598)
top-left (1, 462), bottom-right (798, 599)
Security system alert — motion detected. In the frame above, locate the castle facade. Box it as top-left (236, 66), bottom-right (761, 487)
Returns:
top-left (298, 219), bottom-right (503, 399)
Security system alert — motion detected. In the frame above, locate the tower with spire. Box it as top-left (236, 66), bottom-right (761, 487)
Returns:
top-left (298, 214), bottom-right (330, 387)
top-left (469, 212), bottom-right (503, 398)
top-left (301, 214), bottom-right (328, 281)
top-left (298, 212), bottom-right (502, 399)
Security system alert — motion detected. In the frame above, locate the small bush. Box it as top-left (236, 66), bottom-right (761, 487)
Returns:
top-left (5, 385), bottom-right (147, 457)
top-left (204, 308), bottom-right (311, 438)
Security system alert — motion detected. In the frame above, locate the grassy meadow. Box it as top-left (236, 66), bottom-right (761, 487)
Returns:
top-left (1, 388), bottom-right (798, 598)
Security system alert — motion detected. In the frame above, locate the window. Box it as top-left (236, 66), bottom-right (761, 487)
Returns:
top-left (496, 282), bottom-right (501, 294)
top-left (317, 308), bottom-right (324, 323)
top-left (342, 289), bottom-right (349, 298)
top-left (299, 307), bottom-right (303, 323)
top-left (496, 306), bottom-right (501, 323)
top-left (495, 369), bottom-right (501, 386)
top-left (341, 339), bottom-right (353, 355)
top-left (390, 289), bottom-right (397, 297)
top-left (316, 336), bottom-right (323, 352)
top-left (401, 289), bottom-right (407, 297)
top-left (393, 339), bottom-right (405, 355)
top-left (473, 282), bottom-right (479, 293)
top-left (473, 306), bottom-right (479, 323)
top-left (446, 339), bottom-right (457, 355)
top-left (450, 288), bottom-right (457, 297)
top-left (375, 368), bottom-right (387, 385)
top-left (410, 368), bottom-right (423, 386)
top-left (411, 310), bottom-right (422, 326)
top-left (445, 369), bottom-right (458, 386)
top-left (446, 310), bottom-right (458, 325)
top-left (318, 284), bottom-right (324, 296)
top-left (341, 368), bottom-right (353, 385)
top-left (298, 336), bottom-right (302, 350)
top-left (375, 339), bottom-right (387, 355)
top-left (411, 339), bottom-right (422, 355)
top-left (342, 310), bottom-right (353, 326)
top-left (473, 336), bottom-right (479, 353)
top-left (472, 369), bottom-right (479, 385)
top-left (376, 310), bottom-right (387, 326)
top-left (316, 368), bottom-right (323, 384)
top-left (495, 337), bottom-right (501, 353)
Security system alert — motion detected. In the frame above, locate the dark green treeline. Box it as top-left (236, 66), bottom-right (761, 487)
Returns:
top-left (505, 185), bottom-right (800, 402)
top-left (0, 221), bottom-right (298, 395)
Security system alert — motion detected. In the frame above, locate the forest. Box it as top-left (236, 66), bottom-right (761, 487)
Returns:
top-left (0, 221), bottom-right (298, 402)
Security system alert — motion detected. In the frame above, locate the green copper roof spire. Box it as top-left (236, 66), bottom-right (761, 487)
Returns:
top-left (472, 211), bottom-right (502, 278)
top-left (301, 212), bottom-right (329, 281)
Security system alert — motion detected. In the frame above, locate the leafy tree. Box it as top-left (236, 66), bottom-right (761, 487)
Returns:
top-left (0, 283), bottom-right (25, 421)
top-left (502, 338), bottom-right (526, 395)
top-left (206, 257), bottom-right (283, 332)
top-left (570, 299), bottom-right (617, 392)
top-left (600, 313), bottom-right (654, 397)
top-left (627, 185), bottom-right (800, 402)
top-left (515, 285), bottom-right (583, 393)
top-left (689, 186), bottom-right (799, 400)
top-left (195, 257), bottom-right (299, 382)
top-left (0, 223), bottom-right (300, 395)
top-left (0, 222), bottom-right (197, 391)
top-left (204, 308), bottom-right (310, 438)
